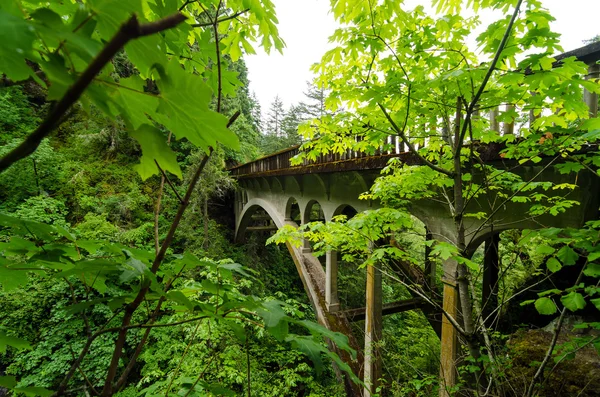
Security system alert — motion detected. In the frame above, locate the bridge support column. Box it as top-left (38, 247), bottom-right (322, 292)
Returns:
top-left (364, 261), bottom-right (382, 397)
top-left (326, 250), bottom-right (340, 312)
top-left (585, 64), bottom-right (600, 117)
top-left (439, 260), bottom-right (459, 397)
top-left (301, 211), bottom-right (312, 253)
top-left (482, 234), bottom-right (500, 328)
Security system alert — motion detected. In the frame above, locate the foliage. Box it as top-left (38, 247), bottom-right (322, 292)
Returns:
top-left (271, 0), bottom-right (600, 394)
top-left (0, 0), bottom-right (358, 395)
top-left (0, 86), bottom-right (40, 144)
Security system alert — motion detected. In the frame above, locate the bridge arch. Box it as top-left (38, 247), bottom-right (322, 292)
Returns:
top-left (302, 199), bottom-right (325, 225)
top-left (285, 196), bottom-right (301, 222)
top-left (270, 177), bottom-right (284, 193)
top-left (331, 203), bottom-right (359, 222)
top-left (258, 177), bottom-right (271, 193)
top-left (235, 198), bottom-right (285, 243)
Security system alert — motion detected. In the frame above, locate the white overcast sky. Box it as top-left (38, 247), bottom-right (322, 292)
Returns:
top-left (245, 0), bottom-right (600, 113)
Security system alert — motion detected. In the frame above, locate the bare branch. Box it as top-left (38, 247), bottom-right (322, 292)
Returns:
top-left (378, 103), bottom-right (454, 177)
top-left (191, 8), bottom-right (250, 27)
top-left (154, 159), bottom-right (184, 204)
top-left (456, 0), bottom-right (524, 153)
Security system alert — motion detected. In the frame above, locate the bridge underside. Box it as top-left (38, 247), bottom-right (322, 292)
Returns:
top-left (233, 161), bottom-right (600, 396)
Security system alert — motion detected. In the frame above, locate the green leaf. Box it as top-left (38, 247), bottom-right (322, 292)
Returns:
top-left (534, 297), bottom-right (557, 315)
top-left (124, 33), bottom-right (168, 78)
top-left (0, 213), bottom-right (57, 241)
top-left (0, 262), bottom-right (31, 292)
top-left (255, 300), bottom-right (287, 329)
top-left (297, 320), bottom-right (355, 358)
top-left (119, 255), bottom-right (149, 283)
top-left (557, 246), bottom-right (578, 266)
top-left (588, 251), bottom-right (600, 262)
top-left (535, 244), bottom-right (555, 256)
top-left (546, 257), bottom-right (562, 272)
top-left (0, 331), bottom-right (32, 353)
top-left (14, 387), bottom-right (54, 397)
top-left (285, 335), bottom-right (324, 373)
top-left (431, 242), bottom-right (457, 260)
top-left (89, 0), bottom-right (143, 40)
top-left (113, 76), bottom-right (159, 129)
top-left (166, 291), bottom-right (196, 311)
top-left (130, 124), bottom-right (182, 180)
top-left (0, 376), bottom-right (17, 389)
top-left (223, 319), bottom-right (246, 342)
top-left (561, 292), bottom-right (586, 312)
top-left (0, 11), bottom-right (35, 81)
top-left (538, 289), bottom-right (561, 297)
top-left (64, 297), bottom-right (112, 315)
top-left (155, 60), bottom-right (239, 152)
top-left (584, 263), bottom-right (600, 277)
top-left (30, 8), bottom-right (64, 30)
top-left (217, 262), bottom-right (256, 279)
top-left (591, 298), bottom-right (600, 311)
top-left (555, 162), bottom-right (585, 175)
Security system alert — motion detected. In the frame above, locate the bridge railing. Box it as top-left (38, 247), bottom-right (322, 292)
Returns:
top-left (229, 43), bottom-right (600, 177)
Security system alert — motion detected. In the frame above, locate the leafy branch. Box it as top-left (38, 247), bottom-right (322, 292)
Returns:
top-left (0, 12), bottom-right (187, 173)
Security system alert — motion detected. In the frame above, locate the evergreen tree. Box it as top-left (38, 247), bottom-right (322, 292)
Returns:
top-left (583, 34), bottom-right (600, 44)
top-left (298, 81), bottom-right (328, 120)
top-left (281, 104), bottom-right (303, 146)
top-left (265, 95), bottom-right (285, 137)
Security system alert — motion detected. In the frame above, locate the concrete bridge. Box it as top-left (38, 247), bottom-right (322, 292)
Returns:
top-left (229, 43), bottom-right (600, 396)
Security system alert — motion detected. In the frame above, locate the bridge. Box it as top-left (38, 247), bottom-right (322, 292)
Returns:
top-left (229, 43), bottom-right (600, 397)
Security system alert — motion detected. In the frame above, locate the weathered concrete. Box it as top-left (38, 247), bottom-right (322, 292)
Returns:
top-left (326, 250), bottom-right (340, 312)
top-left (233, 150), bottom-right (600, 394)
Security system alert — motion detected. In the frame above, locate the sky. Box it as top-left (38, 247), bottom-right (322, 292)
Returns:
top-left (245, 0), bottom-right (600, 113)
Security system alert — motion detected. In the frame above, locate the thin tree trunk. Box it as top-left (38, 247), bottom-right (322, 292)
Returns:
top-left (203, 197), bottom-right (209, 249)
top-left (453, 99), bottom-right (483, 392)
top-left (154, 132), bottom-right (172, 255)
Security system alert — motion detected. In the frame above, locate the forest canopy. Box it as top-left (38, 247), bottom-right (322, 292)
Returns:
top-left (1, 0), bottom-right (600, 396)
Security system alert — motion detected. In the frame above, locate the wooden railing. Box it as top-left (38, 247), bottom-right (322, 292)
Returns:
top-left (229, 42), bottom-right (600, 178)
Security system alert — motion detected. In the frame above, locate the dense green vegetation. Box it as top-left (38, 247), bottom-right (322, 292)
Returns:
top-left (1, 0), bottom-right (600, 396)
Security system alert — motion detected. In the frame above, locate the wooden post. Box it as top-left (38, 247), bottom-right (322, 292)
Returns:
top-left (364, 261), bottom-right (383, 397)
top-left (482, 234), bottom-right (500, 328)
top-left (585, 64), bottom-right (600, 118)
top-left (439, 260), bottom-right (458, 397)
top-left (326, 250), bottom-right (340, 312)
top-left (503, 104), bottom-right (515, 135)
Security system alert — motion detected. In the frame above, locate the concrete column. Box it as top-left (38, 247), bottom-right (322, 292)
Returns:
top-left (489, 107), bottom-right (499, 133)
top-left (585, 64), bottom-right (600, 118)
top-left (326, 250), bottom-right (340, 312)
top-left (482, 234), bottom-right (500, 328)
top-left (364, 261), bottom-right (383, 397)
top-left (301, 206), bottom-right (312, 253)
top-left (439, 261), bottom-right (459, 397)
top-left (424, 228), bottom-right (435, 290)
